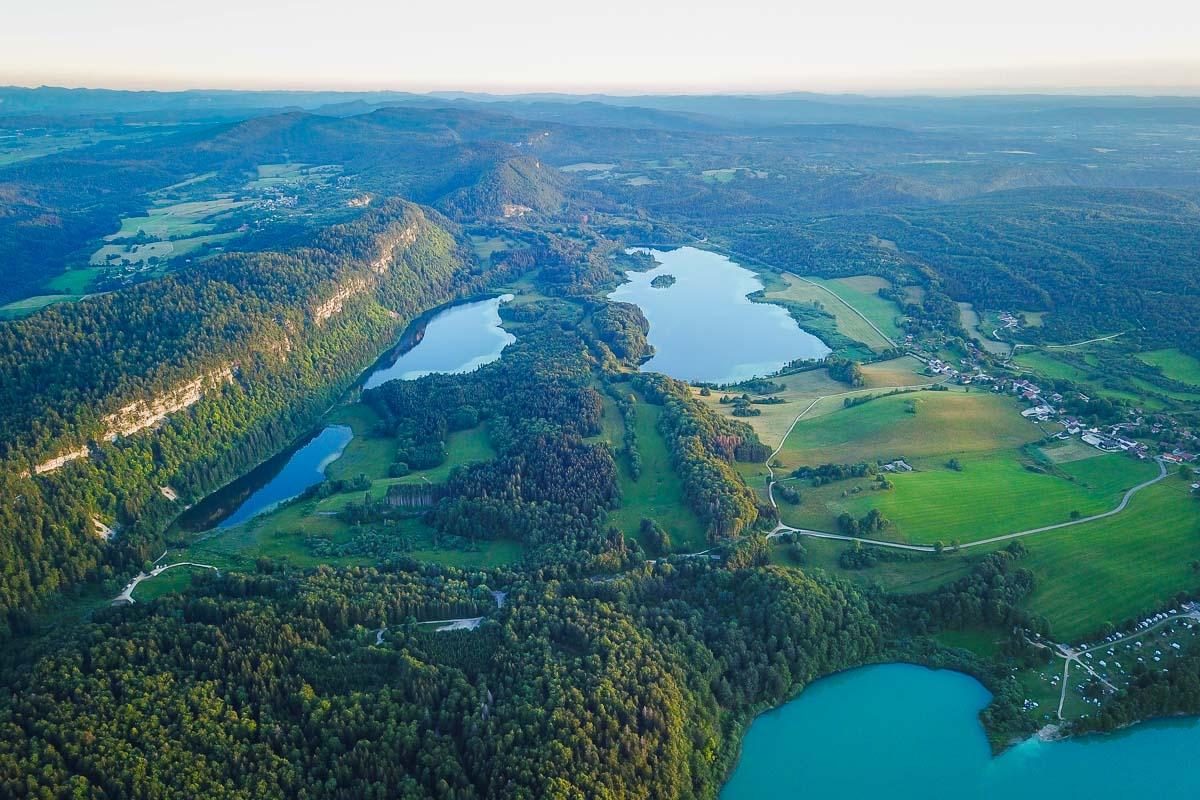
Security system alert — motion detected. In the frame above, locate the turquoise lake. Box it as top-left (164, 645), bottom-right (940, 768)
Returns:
top-left (363, 294), bottom-right (515, 389)
top-left (608, 247), bottom-right (830, 384)
top-left (721, 663), bottom-right (1200, 799)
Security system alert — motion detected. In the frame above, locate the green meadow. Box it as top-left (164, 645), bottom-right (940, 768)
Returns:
top-left (780, 449), bottom-right (1160, 545)
top-left (1137, 348), bottom-right (1200, 388)
top-left (605, 395), bottom-right (709, 553)
top-left (1019, 477), bottom-right (1200, 641)
top-left (776, 389), bottom-right (1039, 469)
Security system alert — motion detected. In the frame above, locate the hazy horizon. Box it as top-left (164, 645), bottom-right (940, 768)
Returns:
top-left (4, 0), bottom-right (1198, 95)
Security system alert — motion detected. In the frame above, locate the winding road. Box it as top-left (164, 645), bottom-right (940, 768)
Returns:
top-left (784, 274), bottom-right (897, 349)
top-left (113, 561), bottom-right (221, 604)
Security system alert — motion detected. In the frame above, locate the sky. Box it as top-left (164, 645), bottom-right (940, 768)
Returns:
top-left (3, 0), bottom-right (1199, 94)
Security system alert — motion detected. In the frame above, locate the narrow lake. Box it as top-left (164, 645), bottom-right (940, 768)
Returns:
top-left (608, 247), bottom-right (830, 384)
top-left (721, 663), bottom-right (1200, 799)
top-left (363, 294), bottom-right (515, 389)
top-left (180, 425), bottom-right (353, 531)
top-left (184, 294), bottom-right (515, 531)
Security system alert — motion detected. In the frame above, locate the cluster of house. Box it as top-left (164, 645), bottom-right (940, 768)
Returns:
top-left (924, 356), bottom-right (995, 385)
top-left (1005, 378), bottom-right (1159, 456)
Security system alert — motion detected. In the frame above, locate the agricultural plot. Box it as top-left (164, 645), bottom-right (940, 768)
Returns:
top-left (106, 198), bottom-right (246, 240)
top-left (779, 450), bottom-right (1159, 545)
top-left (694, 356), bottom-right (930, 448)
top-left (762, 273), bottom-right (897, 352)
top-left (1018, 478), bottom-right (1200, 641)
top-left (246, 162), bottom-right (342, 189)
top-left (1137, 348), bottom-right (1200, 387)
top-left (776, 389), bottom-right (1040, 470)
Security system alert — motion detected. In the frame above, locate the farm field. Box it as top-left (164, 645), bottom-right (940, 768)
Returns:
top-left (107, 198), bottom-right (246, 240)
top-left (1136, 348), bottom-right (1200, 388)
top-left (470, 234), bottom-right (514, 260)
top-left (606, 396), bottom-right (709, 553)
top-left (246, 162), bottom-right (341, 189)
top-left (45, 266), bottom-right (102, 294)
top-left (0, 294), bottom-right (86, 319)
top-left (1018, 477), bottom-right (1200, 641)
top-left (762, 273), bottom-right (897, 351)
top-left (778, 449), bottom-right (1160, 545)
top-left (694, 356), bottom-right (930, 448)
top-left (775, 389), bottom-right (1040, 470)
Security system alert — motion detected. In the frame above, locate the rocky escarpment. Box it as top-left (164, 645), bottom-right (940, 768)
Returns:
top-left (312, 222), bottom-right (420, 323)
top-left (101, 366), bottom-right (237, 440)
top-left (30, 366), bottom-right (236, 476)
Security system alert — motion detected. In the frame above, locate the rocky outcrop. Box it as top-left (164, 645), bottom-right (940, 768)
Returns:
top-left (314, 222), bottom-right (421, 322)
top-left (101, 366), bottom-right (236, 441)
top-left (312, 278), bottom-right (370, 323)
top-left (34, 445), bottom-right (91, 475)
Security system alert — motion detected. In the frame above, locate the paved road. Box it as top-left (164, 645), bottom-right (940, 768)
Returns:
top-left (114, 561), bottom-right (221, 603)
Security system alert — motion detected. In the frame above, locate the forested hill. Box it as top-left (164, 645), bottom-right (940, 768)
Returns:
top-left (0, 199), bottom-right (506, 637)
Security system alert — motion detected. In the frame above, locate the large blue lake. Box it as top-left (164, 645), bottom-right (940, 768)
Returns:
top-left (721, 663), bottom-right (1200, 799)
top-left (363, 294), bottom-right (515, 389)
top-left (608, 247), bottom-right (829, 384)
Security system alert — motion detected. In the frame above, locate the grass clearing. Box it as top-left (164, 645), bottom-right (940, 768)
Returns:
top-left (1039, 438), bottom-right (1106, 464)
top-left (1019, 478), bottom-right (1200, 641)
top-left (45, 267), bottom-right (102, 294)
top-left (781, 450), bottom-right (1158, 545)
top-left (607, 397), bottom-right (709, 553)
top-left (763, 273), bottom-right (897, 351)
top-left (189, 400), bottom-right (504, 568)
top-left (1137, 348), bottom-right (1200, 388)
top-left (769, 537), bottom-right (975, 594)
top-left (958, 301), bottom-right (1012, 356)
top-left (777, 389), bottom-right (1040, 469)
top-left (470, 234), bottom-right (514, 261)
top-left (0, 294), bottom-right (85, 319)
top-left (694, 356), bottom-right (930, 449)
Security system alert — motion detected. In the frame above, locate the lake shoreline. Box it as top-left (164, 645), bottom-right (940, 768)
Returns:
top-left (715, 662), bottom-right (1200, 796)
top-left (176, 291), bottom-right (510, 533)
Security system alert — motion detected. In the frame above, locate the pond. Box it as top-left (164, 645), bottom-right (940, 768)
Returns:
top-left (607, 247), bottom-right (829, 384)
top-left (363, 294), bottom-right (515, 389)
top-left (180, 425), bottom-right (353, 531)
top-left (721, 663), bottom-right (1200, 799)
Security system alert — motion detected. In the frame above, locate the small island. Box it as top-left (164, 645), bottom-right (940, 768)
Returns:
top-left (650, 274), bottom-right (677, 288)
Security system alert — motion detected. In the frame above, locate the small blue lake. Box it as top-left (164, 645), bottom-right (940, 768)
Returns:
top-left (214, 424), bottom-right (353, 528)
top-left (608, 247), bottom-right (829, 384)
top-left (721, 663), bottom-right (1200, 799)
top-left (363, 294), bottom-right (515, 389)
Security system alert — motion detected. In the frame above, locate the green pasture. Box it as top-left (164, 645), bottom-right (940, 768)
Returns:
top-left (776, 389), bottom-right (1040, 469)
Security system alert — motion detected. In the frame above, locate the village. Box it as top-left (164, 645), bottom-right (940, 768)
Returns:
top-left (918, 350), bottom-right (1200, 472)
